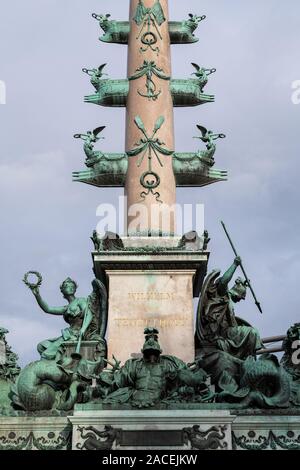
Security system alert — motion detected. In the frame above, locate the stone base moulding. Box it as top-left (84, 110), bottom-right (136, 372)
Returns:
top-left (93, 245), bottom-right (209, 298)
top-left (232, 415), bottom-right (300, 450)
top-left (1, 412), bottom-right (300, 450)
top-left (69, 410), bottom-right (234, 450)
top-left (0, 417), bottom-right (71, 450)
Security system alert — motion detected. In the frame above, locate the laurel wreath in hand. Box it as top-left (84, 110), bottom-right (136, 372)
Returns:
top-left (23, 271), bottom-right (43, 290)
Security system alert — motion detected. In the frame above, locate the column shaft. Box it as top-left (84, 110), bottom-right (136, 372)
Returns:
top-left (125, 0), bottom-right (176, 235)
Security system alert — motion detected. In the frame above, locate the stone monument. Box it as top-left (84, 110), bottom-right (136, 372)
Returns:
top-left (1, 0), bottom-right (300, 452)
top-left (74, 0), bottom-right (226, 365)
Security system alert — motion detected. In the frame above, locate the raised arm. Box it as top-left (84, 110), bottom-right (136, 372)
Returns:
top-left (31, 287), bottom-right (65, 316)
top-left (217, 256), bottom-right (241, 296)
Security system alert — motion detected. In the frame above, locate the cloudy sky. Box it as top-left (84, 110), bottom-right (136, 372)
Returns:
top-left (0, 1), bottom-right (299, 366)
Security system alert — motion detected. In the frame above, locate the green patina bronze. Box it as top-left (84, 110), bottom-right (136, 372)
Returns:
top-left (191, 64), bottom-right (216, 92)
top-left (74, 126), bottom-right (106, 167)
top-left (168, 15), bottom-right (206, 44)
top-left (129, 60), bottom-right (170, 101)
top-left (170, 78), bottom-right (215, 107)
top-left (0, 328), bottom-right (20, 413)
top-left (221, 221), bottom-right (263, 314)
top-left (91, 231), bottom-right (125, 253)
top-left (0, 327), bottom-right (21, 414)
top-left (194, 258), bottom-right (293, 409)
top-left (90, 230), bottom-right (207, 254)
top-left (183, 425), bottom-right (228, 450)
top-left (93, 328), bottom-right (212, 408)
top-left (72, 154), bottom-right (127, 187)
top-left (72, 154), bottom-right (227, 188)
top-left (0, 328), bottom-right (20, 384)
top-left (0, 430), bottom-right (72, 451)
top-left (10, 354), bottom-right (104, 412)
top-left (1, 0), bottom-right (298, 428)
top-left (83, 64), bottom-right (214, 107)
top-left (0, 328), bottom-right (7, 342)
top-left (172, 153), bottom-right (227, 186)
top-left (127, 116), bottom-right (173, 202)
top-left (84, 74), bottom-right (129, 108)
top-left (82, 64), bottom-right (107, 91)
top-left (92, 13), bottom-right (205, 45)
top-left (281, 323), bottom-right (300, 406)
top-left (76, 426), bottom-right (121, 450)
top-left (196, 257), bottom-right (263, 359)
top-left (1, 323), bottom-right (298, 412)
top-left (232, 430), bottom-right (300, 451)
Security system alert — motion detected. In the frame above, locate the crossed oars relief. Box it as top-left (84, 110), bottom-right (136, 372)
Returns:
top-left (129, 2), bottom-right (171, 202)
top-left (127, 116), bottom-right (173, 202)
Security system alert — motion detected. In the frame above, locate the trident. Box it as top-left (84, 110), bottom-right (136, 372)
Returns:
top-left (221, 221), bottom-right (263, 314)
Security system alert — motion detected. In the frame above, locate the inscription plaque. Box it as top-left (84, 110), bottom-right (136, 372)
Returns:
top-left (107, 270), bottom-right (196, 364)
top-left (119, 430), bottom-right (184, 447)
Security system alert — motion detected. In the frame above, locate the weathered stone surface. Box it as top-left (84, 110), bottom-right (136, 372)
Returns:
top-left (93, 249), bottom-right (209, 298)
top-left (106, 270), bottom-right (196, 364)
top-left (1, 412), bottom-right (300, 450)
top-left (0, 341), bottom-right (6, 365)
top-left (232, 415), bottom-right (300, 450)
top-left (0, 417), bottom-right (71, 450)
top-left (123, 236), bottom-right (181, 249)
top-left (70, 409), bottom-right (234, 450)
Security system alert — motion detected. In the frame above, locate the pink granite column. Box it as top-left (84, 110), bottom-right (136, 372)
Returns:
top-left (125, 0), bottom-right (176, 235)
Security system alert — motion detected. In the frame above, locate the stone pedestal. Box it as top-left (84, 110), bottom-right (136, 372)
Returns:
top-left (106, 269), bottom-right (195, 364)
top-left (70, 409), bottom-right (234, 450)
top-left (0, 341), bottom-right (6, 365)
top-left (2, 410), bottom-right (300, 451)
top-left (93, 238), bottom-right (209, 365)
